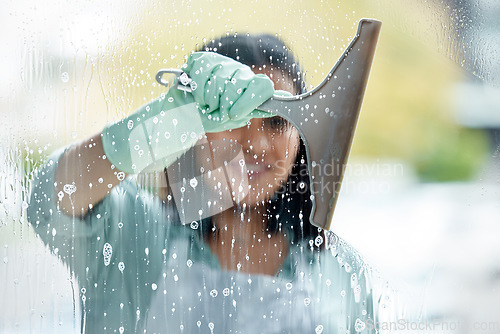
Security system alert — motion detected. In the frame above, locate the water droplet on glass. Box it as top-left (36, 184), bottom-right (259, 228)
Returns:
top-left (354, 318), bottom-right (366, 332)
top-left (179, 72), bottom-right (190, 85)
top-left (190, 81), bottom-right (198, 91)
top-left (315, 236), bottom-right (323, 247)
top-left (190, 221), bottom-right (199, 230)
top-left (116, 172), bottom-right (125, 181)
top-left (60, 72), bottom-right (69, 83)
top-left (63, 184), bottom-right (76, 195)
top-left (103, 243), bottom-right (112, 266)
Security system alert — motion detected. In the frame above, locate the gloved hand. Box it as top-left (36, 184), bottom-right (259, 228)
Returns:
top-left (247, 89), bottom-right (293, 121)
top-left (183, 52), bottom-right (275, 132)
top-left (101, 51), bottom-right (275, 174)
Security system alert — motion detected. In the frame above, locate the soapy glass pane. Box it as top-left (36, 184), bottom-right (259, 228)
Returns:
top-left (1, 0), bottom-right (499, 332)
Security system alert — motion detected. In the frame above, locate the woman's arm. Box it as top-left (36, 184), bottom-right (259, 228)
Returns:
top-left (54, 132), bottom-right (125, 217)
top-left (52, 51), bottom-right (275, 218)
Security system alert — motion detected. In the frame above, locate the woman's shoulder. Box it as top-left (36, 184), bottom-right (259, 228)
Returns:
top-left (327, 233), bottom-right (373, 275)
top-left (289, 232), bottom-right (372, 274)
top-left (282, 233), bottom-right (391, 331)
top-left (288, 232), bottom-right (384, 303)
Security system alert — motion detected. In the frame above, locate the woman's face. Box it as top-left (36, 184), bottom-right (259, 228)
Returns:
top-left (205, 68), bottom-right (301, 207)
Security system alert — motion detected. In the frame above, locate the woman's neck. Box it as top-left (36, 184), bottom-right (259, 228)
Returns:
top-left (207, 205), bottom-right (288, 276)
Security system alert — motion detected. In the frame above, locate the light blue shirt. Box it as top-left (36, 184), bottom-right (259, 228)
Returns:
top-left (28, 150), bottom-right (386, 333)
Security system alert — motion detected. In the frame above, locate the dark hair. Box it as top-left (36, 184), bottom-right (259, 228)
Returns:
top-left (200, 33), bottom-right (306, 95)
top-left (197, 33), bottom-right (320, 246)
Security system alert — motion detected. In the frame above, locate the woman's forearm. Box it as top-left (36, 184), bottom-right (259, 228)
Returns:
top-left (54, 132), bottom-right (127, 217)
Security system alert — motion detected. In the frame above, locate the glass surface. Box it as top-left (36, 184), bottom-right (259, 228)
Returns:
top-left (1, 0), bottom-right (499, 333)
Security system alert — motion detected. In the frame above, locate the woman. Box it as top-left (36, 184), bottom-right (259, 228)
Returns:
top-left (28, 34), bottom-right (383, 333)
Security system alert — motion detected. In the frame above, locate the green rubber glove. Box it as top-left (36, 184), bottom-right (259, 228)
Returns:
top-left (101, 51), bottom-right (276, 174)
top-left (183, 52), bottom-right (275, 132)
top-left (101, 89), bottom-right (202, 174)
